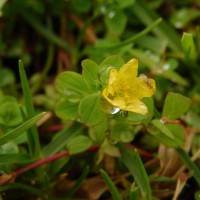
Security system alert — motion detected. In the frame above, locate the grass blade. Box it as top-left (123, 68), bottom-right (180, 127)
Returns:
top-left (119, 144), bottom-right (152, 200)
top-left (19, 60), bottom-right (41, 158)
top-left (100, 169), bottom-right (123, 200)
top-left (94, 18), bottom-right (161, 50)
top-left (132, 0), bottom-right (182, 51)
top-left (0, 154), bottom-right (32, 164)
top-left (177, 148), bottom-right (200, 185)
top-left (0, 112), bottom-right (45, 146)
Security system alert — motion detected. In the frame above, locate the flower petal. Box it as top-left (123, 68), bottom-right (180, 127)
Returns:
top-left (124, 100), bottom-right (148, 115)
top-left (112, 97), bottom-right (126, 109)
top-left (108, 68), bottom-right (118, 85)
top-left (138, 75), bottom-right (156, 97)
top-left (118, 58), bottom-right (138, 79)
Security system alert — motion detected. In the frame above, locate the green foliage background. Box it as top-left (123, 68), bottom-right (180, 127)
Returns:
top-left (1, 0), bottom-right (200, 199)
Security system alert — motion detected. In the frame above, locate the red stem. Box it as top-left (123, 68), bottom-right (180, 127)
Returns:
top-left (15, 151), bottom-right (69, 176)
top-left (14, 146), bottom-right (99, 177)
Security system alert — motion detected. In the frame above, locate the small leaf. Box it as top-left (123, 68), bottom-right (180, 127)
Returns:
top-left (42, 122), bottom-right (83, 157)
top-left (182, 32), bottom-right (197, 61)
top-left (110, 121), bottom-right (134, 143)
top-left (148, 123), bottom-right (184, 148)
top-left (55, 99), bottom-right (79, 120)
top-left (0, 68), bottom-right (15, 88)
top-left (67, 135), bottom-right (92, 155)
top-left (55, 71), bottom-right (89, 101)
top-left (79, 93), bottom-right (104, 125)
top-left (151, 119), bottom-right (174, 139)
top-left (82, 59), bottom-right (99, 92)
top-left (0, 102), bottom-right (22, 126)
top-left (89, 118), bottom-right (107, 144)
top-left (162, 92), bottom-right (191, 120)
top-left (125, 112), bottom-right (147, 125)
top-left (99, 55), bottom-right (125, 70)
top-left (0, 142), bottom-right (18, 154)
top-left (105, 10), bottom-right (127, 36)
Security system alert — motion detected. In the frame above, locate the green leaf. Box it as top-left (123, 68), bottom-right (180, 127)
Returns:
top-left (0, 68), bottom-right (15, 88)
top-left (19, 60), bottom-right (41, 158)
top-left (42, 122), bottom-right (83, 157)
top-left (123, 97), bottom-right (154, 125)
top-left (151, 119), bottom-right (174, 139)
top-left (177, 148), bottom-right (200, 185)
top-left (100, 169), bottom-right (123, 200)
top-left (110, 121), bottom-right (134, 143)
top-left (89, 118), bottom-right (107, 144)
top-left (0, 102), bottom-right (22, 126)
top-left (0, 154), bottom-right (32, 164)
top-left (56, 71), bottom-right (88, 102)
top-left (82, 59), bottom-right (99, 92)
top-left (55, 99), bottom-right (79, 120)
top-left (119, 144), bottom-right (152, 199)
top-left (79, 93), bottom-right (104, 125)
top-left (162, 92), bottom-right (191, 120)
top-left (125, 112), bottom-right (147, 125)
top-left (148, 123), bottom-right (185, 148)
top-left (67, 135), bottom-right (92, 155)
top-left (143, 97), bottom-right (154, 125)
top-left (99, 55), bottom-right (125, 70)
top-left (182, 32), bottom-right (197, 61)
top-left (0, 112), bottom-right (45, 146)
top-left (105, 10), bottom-right (127, 36)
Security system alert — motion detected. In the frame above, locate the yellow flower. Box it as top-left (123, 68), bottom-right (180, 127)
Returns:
top-left (102, 58), bottom-right (156, 115)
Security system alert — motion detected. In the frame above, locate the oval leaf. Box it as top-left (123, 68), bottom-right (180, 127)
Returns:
top-left (162, 92), bottom-right (191, 120)
top-left (67, 135), bottom-right (92, 155)
top-left (55, 99), bottom-right (79, 121)
top-left (79, 93), bottom-right (104, 125)
top-left (55, 71), bottom-right (88, 101)
top-left (82, 59), bottom-right (99, 92)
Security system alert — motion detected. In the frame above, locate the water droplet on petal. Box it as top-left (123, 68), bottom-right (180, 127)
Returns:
top-left (100, 97), bottom-right (120, 114)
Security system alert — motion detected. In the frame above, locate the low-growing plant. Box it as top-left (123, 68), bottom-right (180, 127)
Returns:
top-left (1, 0), bottom-right (200, 200)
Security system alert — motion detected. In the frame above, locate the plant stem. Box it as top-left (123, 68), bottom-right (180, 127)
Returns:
top-left (15, 151), bottom-right (69, 176)
top-left (14, 146), bottom-right (99, 176)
